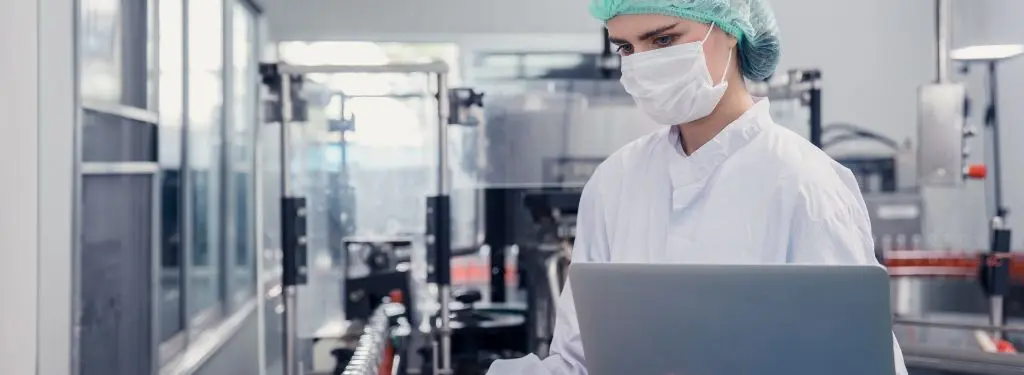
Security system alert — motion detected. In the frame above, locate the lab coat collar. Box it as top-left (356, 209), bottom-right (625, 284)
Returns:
top-left (668, 97), bottom-right (771, 210)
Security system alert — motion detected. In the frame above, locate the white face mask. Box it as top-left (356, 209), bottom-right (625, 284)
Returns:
top-left (619, 24), bottom-right (733, 126)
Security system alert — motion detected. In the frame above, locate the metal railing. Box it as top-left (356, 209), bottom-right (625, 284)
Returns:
top-left (894, 316), bottom-right (1024, 373)
top-left (895, 317), bottom-right (1024, 334)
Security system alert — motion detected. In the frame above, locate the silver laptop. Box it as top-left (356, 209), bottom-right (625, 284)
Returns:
top-left (570, 263), bottom-right (895, 375)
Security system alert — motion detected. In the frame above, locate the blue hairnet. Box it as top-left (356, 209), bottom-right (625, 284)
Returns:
top-left (590, 0), bottom-right (780, 81)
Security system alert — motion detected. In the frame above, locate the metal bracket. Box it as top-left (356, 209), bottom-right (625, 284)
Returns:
top-left (282, 197), bottom-right (308, 286)
top-left (258, 63), bottom-right (309, 123)
top-left (448, 88), bottom-right (484, 126)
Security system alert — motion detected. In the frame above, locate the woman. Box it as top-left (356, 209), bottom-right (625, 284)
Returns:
top-left (490, 0), bottom-right (908, 374)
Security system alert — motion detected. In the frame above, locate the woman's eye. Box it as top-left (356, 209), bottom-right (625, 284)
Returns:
top-left (615, 44), bottom-right (634, 56)
top-left (653, 35), bottom-right (674, 46)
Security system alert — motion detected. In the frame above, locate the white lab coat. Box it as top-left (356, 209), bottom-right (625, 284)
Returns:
top-left (486, 98), bottom-right (908, 375)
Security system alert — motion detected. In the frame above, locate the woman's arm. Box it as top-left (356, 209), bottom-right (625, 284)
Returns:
top-left (786, 169), bottom-right (909, 375)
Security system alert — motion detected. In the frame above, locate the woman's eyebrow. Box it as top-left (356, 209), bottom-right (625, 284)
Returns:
top-left (637, 23), bottom-right (680, 41)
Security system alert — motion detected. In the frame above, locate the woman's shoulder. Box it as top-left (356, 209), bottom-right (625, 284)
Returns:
top-left (586, 127), bottom-right (669, 191)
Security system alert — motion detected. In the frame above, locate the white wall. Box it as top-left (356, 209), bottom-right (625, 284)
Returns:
top-left (0, 0), bottom-right (75, 373)
top-left (268, 0), bottom-right (601, 39)
top-left (267, 0), bottom-right (1024, 249)
top-left (0, 0), bottom-right (41, 373)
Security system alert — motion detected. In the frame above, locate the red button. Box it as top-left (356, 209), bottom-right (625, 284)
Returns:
top-left (965, 164), bottom-right (987, 179)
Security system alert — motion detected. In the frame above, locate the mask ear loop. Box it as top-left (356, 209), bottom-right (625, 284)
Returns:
top-left (703, 23), bottom-right (733, 86)
top-left (718, 47), bottom-right (733, 85)
top-left (700, 22), bottom-right (715, 44)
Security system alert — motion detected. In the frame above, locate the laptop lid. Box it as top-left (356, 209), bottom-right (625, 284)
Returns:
top-left (570, 263), bottom-right (895, 375)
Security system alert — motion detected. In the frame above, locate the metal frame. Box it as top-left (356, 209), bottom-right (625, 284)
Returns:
top-left (220, 0), bottom-right (234, 316)
top-left (253, 7), bottom-right (272, 375)
top-left (179, 0), bottom-right (196, 362)
top-left (149, 0), bottom-right (164, 370)
top-left (264, 61), bottom-right (454, 375)
top-left (81, 100), bottom-right (160, 124)
top-left (896, 317), bottom-right (1024, 333)
top-left (275, 62), bottom-right (450, 75)
top-left (81, 161), bottom-right (161, 174)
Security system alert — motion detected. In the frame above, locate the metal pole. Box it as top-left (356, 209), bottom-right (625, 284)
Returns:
top-left (936, 0), bottom-right (952, 82)
top-left (987, 62), bottom-right (1005, 218)
top-left (806, 71), bottom-right (823, 148)
top-left (991, 295), bottom-right (1005, 340)
top-left (436, 76), bottom-right (450, 201)
top-left (278, 75), bottom-right (300, 375)
top-left (435, 71), bottom-right (453, 375)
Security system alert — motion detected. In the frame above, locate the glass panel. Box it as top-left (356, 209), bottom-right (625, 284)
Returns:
top-left (187, 0), bottom-right (224, 319)
top-left (79, 175), bottom-right (154, 375)
top-left (81, 109), bottom-right (158, 162)
top-left (121, 0), bottom-right (151, 108)
top-left (158, 0), bottom-right (185, 346)
top-left (276, 43), bottom-right (473, 341)
top-left (80, 0), bottom-right (122, 103)
top-left (227, 2), bottom-right (257, 309)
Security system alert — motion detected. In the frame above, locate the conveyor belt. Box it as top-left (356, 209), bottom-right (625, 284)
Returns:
top-left (887, 251), bottom-right (1024, 374)
top-left (905, 345), bottom-right (1024, 374)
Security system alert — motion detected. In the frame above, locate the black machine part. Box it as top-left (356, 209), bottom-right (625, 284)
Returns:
top-left (426, 196), bottom-right (452, 285)
top-left (343, 270), bottom-right (412, 322)
top-left (282, 197), bottom-right (308, 286)
top-left (342, 238), bottom-right (412, 278)
top-left (980, 227), bottom-right (1012, 298)
top-left (418, 294), bottom-right (529, 375)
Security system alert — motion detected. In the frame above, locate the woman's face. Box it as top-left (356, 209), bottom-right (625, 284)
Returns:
top-left (607, 14), bottom-right (738, 81)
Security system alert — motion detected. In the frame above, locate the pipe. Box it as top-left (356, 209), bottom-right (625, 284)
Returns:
top-left (278, 73), bottom-right (300, 375)
top-left (936, 0), bottom-right (952, 82)
top-left (986, 62), bottom-right (1006, 218)
top-left (434, 72), bottom-right (454, 375)
top-left (545, 251), bottom-right (570, 312)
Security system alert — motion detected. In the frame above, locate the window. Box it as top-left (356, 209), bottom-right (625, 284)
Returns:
top-left (77, 0), bottom-right (161, 373)
top-left (79, 0), bottom-right (265, 372)
top-left (227, 2), bottom-right (258, 309)
top-left (80, 0), bottom-right (122, 103)
top-left (158, 0), bottom-right (186, 356)
top-left (79, 0), bottom-right (152, 107)
top-left (186, 0), bottom-right (225, 322)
